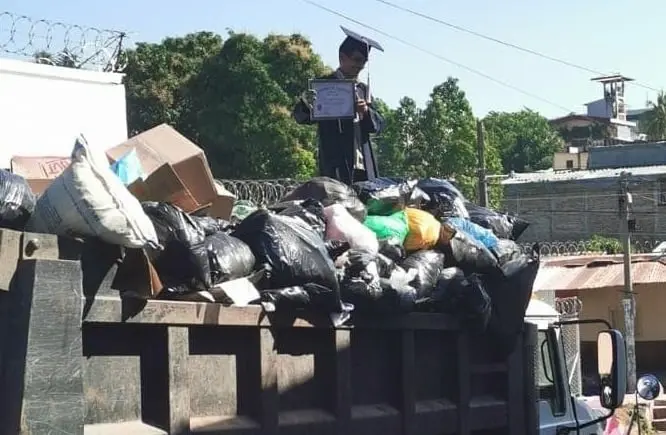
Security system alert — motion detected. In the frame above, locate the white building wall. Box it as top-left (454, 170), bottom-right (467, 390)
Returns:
top-left (0, 58), bottom-right (128, 168)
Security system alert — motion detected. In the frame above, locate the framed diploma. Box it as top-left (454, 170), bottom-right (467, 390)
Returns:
top-left (308, 79), bottom-right (356, 121)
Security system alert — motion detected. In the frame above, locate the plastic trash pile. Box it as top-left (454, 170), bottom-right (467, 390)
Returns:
top-left (0, 127), bottom-right (539, 354)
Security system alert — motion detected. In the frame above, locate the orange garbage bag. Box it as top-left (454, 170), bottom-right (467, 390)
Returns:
top-left (404, 208), bottom-right (441, 252)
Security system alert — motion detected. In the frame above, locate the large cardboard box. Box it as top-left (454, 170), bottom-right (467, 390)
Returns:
top-left (10, 156), bottom-right (71, 195)
top-left (206, 181), bottom-right (236, 221)
top-left (106, 124), bottom-right (217, 212)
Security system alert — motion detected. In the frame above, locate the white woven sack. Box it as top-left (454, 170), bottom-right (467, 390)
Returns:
top-left (26, 135), bottom-right (158, 248)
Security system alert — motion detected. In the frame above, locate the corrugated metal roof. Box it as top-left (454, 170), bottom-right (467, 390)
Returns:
top-left (534, 254), bottom-right (666, 292)
top-left (501, 165), bottom-right (666, 185)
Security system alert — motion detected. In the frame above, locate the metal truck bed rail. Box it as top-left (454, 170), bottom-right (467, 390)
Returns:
top-left (0, 229), bottom-right (538, 435)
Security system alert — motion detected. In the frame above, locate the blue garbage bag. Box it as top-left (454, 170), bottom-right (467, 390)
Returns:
top-left (447, 217), bottom-right (499, 250)
top-left (110, 148), bottom-right (144, 186)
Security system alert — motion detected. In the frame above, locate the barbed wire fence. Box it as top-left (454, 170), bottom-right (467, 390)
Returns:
top-left (519, 239), bottom-right (662, 256)
top-left (0, 11), bottom-right (127, 72)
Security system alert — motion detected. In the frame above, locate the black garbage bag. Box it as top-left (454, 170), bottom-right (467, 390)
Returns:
top-left (377, 281), bottom-right (418, 313)
top-left (0, 169), bottom-right (36, 230)
top-left (339, 249), bottom-right (383, 311)
top-left (416, 178), bottom-right (468, 219)
top-left (278, 198), bottom-right (326, 239)
top-left (325, 240), bottom-right (350, 261)
top-left (375, 266), bottom-right (418, 313)
top-left (376, 253), bottom-right (397, 278)
top-left (430, 268), bottom-right (491, 332)
top-left (378, 239), bottom-right (406, 263)
top-left (260, 283), bottom-right (341, 313)
top-left (205, 232), bottom-right (256, 285)
top-left (353, 177), bottom-right (428, 216)
top-left (142, 201), bottom-right (210, 290)
top-left (443, 228), bottom-right (499, 274)
top-left (276, 177), bottom-right (366, 222)
top-left (400, 250), bottom-right (446, 298)
top-left (465, 201), bottom-right (530, 241)
top-left (232, 210), bottom-right (343, 311)
top-left (483, 244), bottom-right (540, 356)
top-left (190, 215), bottom-right (232, 235)
top-left (492, 239), bottom-right (523, 266)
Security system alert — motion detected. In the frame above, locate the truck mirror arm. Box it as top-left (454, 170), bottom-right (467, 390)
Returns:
top-left (553, 318), bottom-right (612, 329)
top-left (556, 408), bottom-right (616, 434)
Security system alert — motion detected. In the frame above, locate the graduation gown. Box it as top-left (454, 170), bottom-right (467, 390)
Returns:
top-left (292, 71), bottom-right (384, 185)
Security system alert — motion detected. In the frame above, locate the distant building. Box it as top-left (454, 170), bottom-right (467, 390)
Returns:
top-left (501, 164), bottom-right (666, 242)
top-left (550, 75), bottom-right (646, 150)
top-left (552, 146), bottom-right (589, 171)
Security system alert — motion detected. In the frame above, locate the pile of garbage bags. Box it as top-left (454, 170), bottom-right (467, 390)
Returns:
top-left (0, 132), bottom-right (538, 352)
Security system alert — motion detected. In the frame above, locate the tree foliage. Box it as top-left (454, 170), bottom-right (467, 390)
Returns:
top-left (483, 109), bottom-right (564, 173)
top-left (642, 91), bottom-right (666, 141)
top-left (375, 78), bottom-right (501, 206)
top-left (34, 49), bottom-right (79, 68)
top-left (122, 31), bottom-right (329, 179)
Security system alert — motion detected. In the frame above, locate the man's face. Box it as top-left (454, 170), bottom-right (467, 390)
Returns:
top-left (339, 50), bottom-right (367, 77)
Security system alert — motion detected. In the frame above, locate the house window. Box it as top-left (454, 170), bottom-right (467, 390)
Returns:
top-left (566, 160), bottom-right (574, 169)
top-left (659, 179), bottom-right (666, 206)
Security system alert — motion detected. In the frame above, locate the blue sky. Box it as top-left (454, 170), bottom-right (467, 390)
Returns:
top-left (2, 0), bottom-right (664, 118)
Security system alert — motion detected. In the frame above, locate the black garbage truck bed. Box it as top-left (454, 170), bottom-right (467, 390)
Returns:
top-left (0, 229), bottom-right (538, 435)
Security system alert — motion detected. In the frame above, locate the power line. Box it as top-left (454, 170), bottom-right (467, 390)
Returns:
top-left (374, 0), bottom-right (661, 93)
top-left (301, 0), bottom-right (573, 112)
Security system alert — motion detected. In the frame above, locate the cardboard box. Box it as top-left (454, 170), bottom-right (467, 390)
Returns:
top-left (10, 156), bottom-right (71, 195)
top-left (206, 181), bottom-right (236, 221)
top-left (106, 124), bottom-right (217, 212)
top-left (127, 164), bottom-right (199, 212)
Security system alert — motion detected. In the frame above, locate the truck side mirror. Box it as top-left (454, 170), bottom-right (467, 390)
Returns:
top-left (597, 330), bottom-right (627, 409)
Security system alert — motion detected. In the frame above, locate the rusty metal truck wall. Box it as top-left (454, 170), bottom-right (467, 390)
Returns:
top-left (0, 230), bottom-right (538, 435)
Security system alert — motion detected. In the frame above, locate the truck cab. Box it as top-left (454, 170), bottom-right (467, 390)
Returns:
top-left (526, 298), bottom-right (609, 434)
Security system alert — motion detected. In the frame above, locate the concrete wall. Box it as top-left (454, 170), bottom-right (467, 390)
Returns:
top-left (0, 58), bottom-right (128, 169)
top-left (553, 152), bottom-right (589, 170)
top-left (561, 283), bottom-right (666, 342)
top-left (502, 175), bottom-right (665, 242)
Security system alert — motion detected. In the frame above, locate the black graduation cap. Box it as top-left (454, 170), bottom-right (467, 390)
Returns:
top-left (340, 26), bottom-right (385, 57)
top-left (340, 26), bottom-right (384, 102)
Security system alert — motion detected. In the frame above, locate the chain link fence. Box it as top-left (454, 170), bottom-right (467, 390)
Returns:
top-left (555, 297), bottom-right (583, 397)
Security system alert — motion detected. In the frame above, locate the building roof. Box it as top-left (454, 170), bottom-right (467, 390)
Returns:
top-left (549, 114), bottom-right (610, 125)
top-left (627, 108), bottom-right (650, 117)
top-left (590, 74), bottom-right (634, 83)
top-left (534, 254), bottom-right (666, 292)
top-left (501, 164), bottom-right (666, 185)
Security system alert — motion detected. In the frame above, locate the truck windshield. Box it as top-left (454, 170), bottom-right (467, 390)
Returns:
top-left (537, 330), bottom-right (566, 416)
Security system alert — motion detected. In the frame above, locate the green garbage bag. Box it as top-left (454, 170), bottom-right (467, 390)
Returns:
top-left (363, 211), bottom-right (409, 244)
top-left (232, 200), bottom-right (258, 222)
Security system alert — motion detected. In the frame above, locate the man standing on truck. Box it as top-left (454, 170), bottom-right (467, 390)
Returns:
top-left (292, 26), bottom-right (385, 185)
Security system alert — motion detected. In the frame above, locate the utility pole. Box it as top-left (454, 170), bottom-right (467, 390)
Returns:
top-left (619, 171), bottom-right (637, 393)
top-left (476, 119), bottom-right (488, 207)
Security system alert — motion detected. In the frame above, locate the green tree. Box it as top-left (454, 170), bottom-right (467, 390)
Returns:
top-left (33, 49), bottom-right (79, 68)
top-left (374, 78), bottom-right (502, 207)
top-left (123, 31), bottom-right (329, 179)
top-left (122, 32), bottom-right (224, 136)
top-left (185, 32), bottom-right (328, 179)
top-left (419, 78), bottom-right (502, 204)
top-left (483, 109), bottom-right (564, 173)
top-left (642, 91), bottom-right (666, 141)
top-left (375, 97), bottom-right (424, 176)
